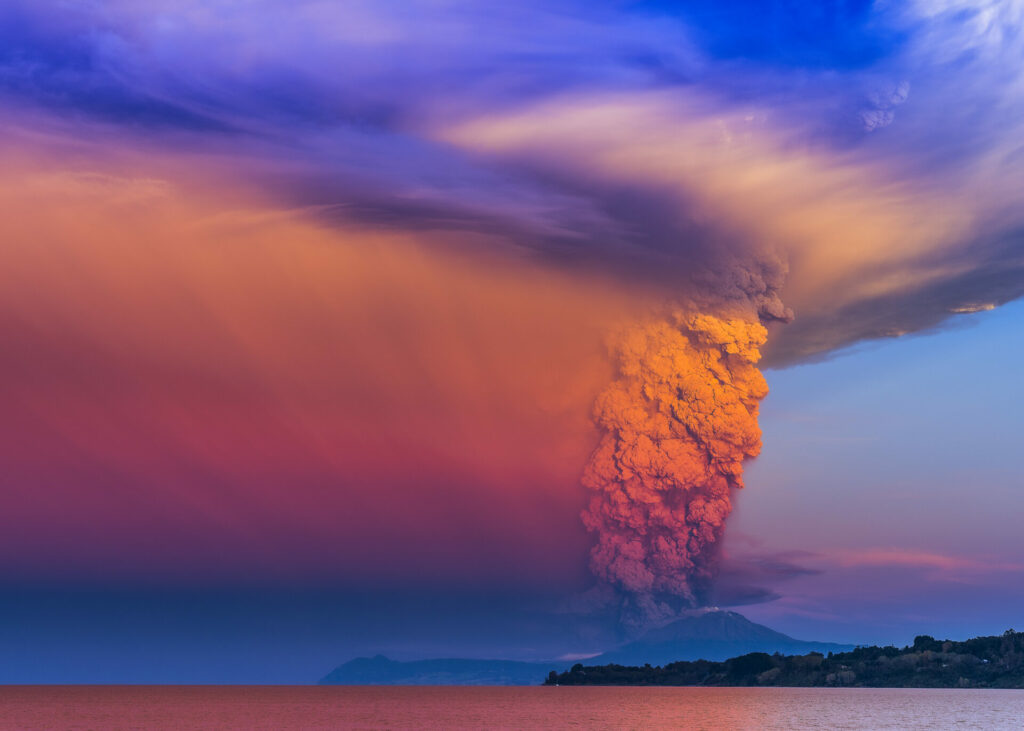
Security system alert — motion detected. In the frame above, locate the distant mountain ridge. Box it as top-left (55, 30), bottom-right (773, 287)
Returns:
top-left (319, 655), bottom-right (562, 686)
top-left (320, 610), bottom-right (852, 685)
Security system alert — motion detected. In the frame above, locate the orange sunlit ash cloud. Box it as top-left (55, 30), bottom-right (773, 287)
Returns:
top-left (582, 313), bottom-right (770, 626)
top-left (0, 148), bottom-right (650, 588)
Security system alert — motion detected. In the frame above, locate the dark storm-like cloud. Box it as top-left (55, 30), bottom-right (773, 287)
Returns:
top-left (711, 551), bottom-right (822, 607)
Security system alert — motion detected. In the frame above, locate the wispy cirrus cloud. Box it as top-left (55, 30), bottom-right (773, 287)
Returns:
top-left (831, 548), bottom-right (1024, 575)
top-left (710, 544), bottom-right (1024, 609)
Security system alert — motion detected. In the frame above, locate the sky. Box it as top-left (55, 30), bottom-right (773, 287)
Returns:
top-left (1, 1), bottom-right (1024, 682)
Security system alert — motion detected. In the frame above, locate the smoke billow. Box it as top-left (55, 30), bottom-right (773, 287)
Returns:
top-left (581, 311), bottom-right (770, 628)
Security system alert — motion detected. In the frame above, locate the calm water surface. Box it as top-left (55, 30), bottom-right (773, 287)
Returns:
top-left (1, 685), bottom-right (1022, 730)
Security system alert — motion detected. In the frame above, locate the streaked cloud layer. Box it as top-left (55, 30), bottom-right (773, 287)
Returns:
top-left (4, 0), bottom-right (1023, 362)
top-left (0, 151), bottom-right (647, 587)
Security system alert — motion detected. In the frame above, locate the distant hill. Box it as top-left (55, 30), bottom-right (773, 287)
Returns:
top-left (546, 630), bottom-right (1024, 688)
top-left (594, 610), bottom-right (852, 666)
top-left (319, 655), bottom-right (565, 686)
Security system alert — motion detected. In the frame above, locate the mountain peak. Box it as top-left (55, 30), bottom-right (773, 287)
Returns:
top-left (597, 610), bottom-right (852, 666)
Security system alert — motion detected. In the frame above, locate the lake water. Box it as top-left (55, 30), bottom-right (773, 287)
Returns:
top-left (1, 685), bottom-right (1023, 729)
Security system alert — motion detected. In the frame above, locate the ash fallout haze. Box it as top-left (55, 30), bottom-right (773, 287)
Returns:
top-left (1, 0), bottom-right (1024, 683)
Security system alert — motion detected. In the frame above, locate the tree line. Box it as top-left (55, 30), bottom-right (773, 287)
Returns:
top-left (545, 630), bottom-right (1024, 688)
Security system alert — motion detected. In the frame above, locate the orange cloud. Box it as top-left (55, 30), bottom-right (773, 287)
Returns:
top-left (582, 313), bottom-right (769, 626)
top-left (0, 148), bottom-right (650, 587)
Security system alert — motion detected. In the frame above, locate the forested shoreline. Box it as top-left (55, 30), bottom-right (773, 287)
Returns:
top-left (545, 631), bottom-right (1024, 688)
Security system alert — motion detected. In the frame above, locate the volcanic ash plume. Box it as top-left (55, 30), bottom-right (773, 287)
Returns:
top-left (581, 312), bottom-right (768, 628)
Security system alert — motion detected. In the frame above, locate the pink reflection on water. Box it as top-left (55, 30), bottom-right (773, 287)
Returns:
top-left (1, 685), bottom-right (1023, 730)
